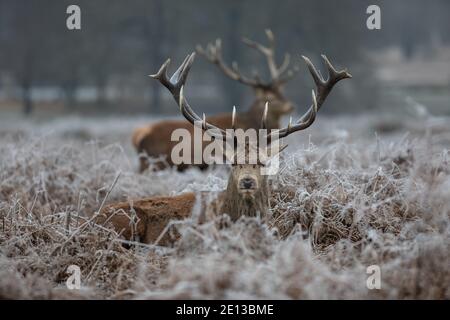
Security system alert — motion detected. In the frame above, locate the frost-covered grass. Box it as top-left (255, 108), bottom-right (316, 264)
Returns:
top-left (0, 112), bottom-right (449, 299)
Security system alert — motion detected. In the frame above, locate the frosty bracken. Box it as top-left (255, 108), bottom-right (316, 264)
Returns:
top-left (97, 51), bottom-right (351, 245)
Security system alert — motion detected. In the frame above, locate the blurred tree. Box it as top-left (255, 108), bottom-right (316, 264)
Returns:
top-left (0, 0), bottom-right (448, 116)
top-left (147, 0), bottom-right (167, 113)
top-left (222, 0), bottom-right (243, 107)
top-left (117, 0), bottom-right (173, 113)
top-left (3, 1), bottom-right (50, 115)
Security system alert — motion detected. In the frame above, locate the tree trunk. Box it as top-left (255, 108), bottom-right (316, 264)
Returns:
top-left (95, 73), bottom-right (108, 108)
top-left (148, 0), bottom-right (165, 114)
top-left (22, 83), bottom-right (33, 116)
top-left (223, 3), bottom-right (242, 109)
top-left (63, 84), bottom-right (77, 110)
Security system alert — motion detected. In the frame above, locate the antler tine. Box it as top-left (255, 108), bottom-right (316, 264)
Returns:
top-left (301, 55), bottom-right (324, 87)
top-left (149, 58), bottom-right (172, 90)
top-left (170, 53), bottom-right (195, 89)
top-left (198, 30), bottom-right (299, 88)
top-left (321, 54), bottom-right (352, 82)
top-left (242, 36), bottom-right (272, 56)
top-left (152, 54), bottom-right (230, 141)
top-left (261, 102), bottom-right (269, 129)
top-left (202, 113), bottom-right (207, 130)
top-left (196, 39), bottom-right (261, 87)
top-left (178, 85), bottom-right (229, 140)
top-left (242, 30), bottom-right (300, 86)
top-left (242, 28), bottom-right (276, 58)
top-left (265, 29), bottom-right (275, 50)
top-left (278, 53), bottom-right (291, 75)
top-left (150, 53), bottom-right (196, 100)
top-left (267, 55), bottom-right (351, 141)
top-left (231, 106), bottom-right (236, 130)
top-left (297, 54), bottom-right (351, 122)
top-left (269, 90), bottom-right (317, 139)
top-left (242, 34), bottom-right (278, 81)
top-left (150, 52), bottom-right (195, 122)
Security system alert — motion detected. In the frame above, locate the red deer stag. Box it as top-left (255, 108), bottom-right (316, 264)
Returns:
top-left (99, 52), bottom-right (351, 245)
top-left (133, 30), bottom-right (299, 172)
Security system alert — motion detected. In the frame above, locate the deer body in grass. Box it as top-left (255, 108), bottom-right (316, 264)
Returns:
top-left (133, 30), bottom-right (299, 172)
top-left (99, 52), bottom-right (351, 245)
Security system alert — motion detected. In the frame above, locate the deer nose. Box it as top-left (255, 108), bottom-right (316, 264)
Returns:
top-left (240, 177), bottom-right (256, 189)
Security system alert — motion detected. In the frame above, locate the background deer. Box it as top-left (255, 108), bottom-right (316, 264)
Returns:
top-left (133, 30), bottom-right (299, 172)
top-left (100, 52), bottom-right (351, 245)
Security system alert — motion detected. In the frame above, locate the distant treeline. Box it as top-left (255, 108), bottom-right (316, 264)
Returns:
top-left (0, 0), bottom-right (448, 115)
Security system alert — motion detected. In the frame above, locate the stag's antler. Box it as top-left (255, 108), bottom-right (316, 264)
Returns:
top-left (149, 53), bottom-right (195, 100)
top-left (151, 52), bottom-right (351, 145)
top-left (266, 55), bottom-right (352, 141)
top-left (197, 29), bottom-right (299, 89)
top-left (150, 52), bottom-right (232, 141)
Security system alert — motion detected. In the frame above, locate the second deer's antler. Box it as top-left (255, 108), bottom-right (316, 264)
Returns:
top-left (242, 29), bottom-right (298, 85)
top-left (197, 29), bottom-right (300, 89)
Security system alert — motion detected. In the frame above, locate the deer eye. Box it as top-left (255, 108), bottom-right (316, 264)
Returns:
top-left (253, 164), bottom-right (257, 169)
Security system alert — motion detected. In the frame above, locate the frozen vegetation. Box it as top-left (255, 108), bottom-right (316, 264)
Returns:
top-left (0, 111), bottom-right (449, 299)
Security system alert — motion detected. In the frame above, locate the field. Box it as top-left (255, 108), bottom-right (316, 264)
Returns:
top-left (0, 110), bottom-right (449, 299)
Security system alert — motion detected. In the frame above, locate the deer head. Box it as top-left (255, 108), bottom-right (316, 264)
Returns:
top-left (151, 51), bottom-right (351, 220)
top-left (197, 30), bottom-right (300, 127)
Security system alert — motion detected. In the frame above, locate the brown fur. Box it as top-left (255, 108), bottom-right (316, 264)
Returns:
top-left (97, 193), bottom-right (196, 246)
top-left (220, 164), bottom-right (269, 221)
top-left (99, 161), bottom-right (270, 245)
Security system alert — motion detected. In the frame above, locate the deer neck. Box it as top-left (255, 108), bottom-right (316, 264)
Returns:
top-left (220, 176), bottom-right (269, 221)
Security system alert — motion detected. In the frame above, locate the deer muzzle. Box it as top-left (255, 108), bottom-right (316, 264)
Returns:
top-left (238, 175), bottom-right (258, 192)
